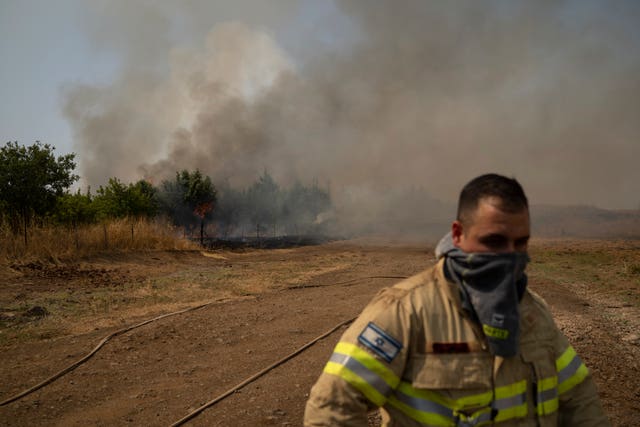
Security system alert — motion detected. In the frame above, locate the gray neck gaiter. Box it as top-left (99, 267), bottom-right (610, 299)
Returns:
top-left (435, 232), bottom-right (529, 357)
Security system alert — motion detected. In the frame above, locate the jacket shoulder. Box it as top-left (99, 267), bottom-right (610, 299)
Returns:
top-left (377, 264), bottom-right (438, 301)
top-left (521, 288), bottom-right (559, 342)
top-left (524, 288), bottom-right (554, 320)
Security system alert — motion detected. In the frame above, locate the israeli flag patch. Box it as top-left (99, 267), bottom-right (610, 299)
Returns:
top-left (358, 322), bottom-right (403, 363)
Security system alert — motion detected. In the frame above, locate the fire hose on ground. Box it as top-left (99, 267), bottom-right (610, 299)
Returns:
top-left (169, 316), bottom-right (357, 426)
top-left (0, 301), bottom-right (221, 407)
top-left (0, 275), bottom-right (408, 424)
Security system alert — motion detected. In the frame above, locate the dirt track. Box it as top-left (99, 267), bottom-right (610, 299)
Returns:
top-left (1, 240), bottom-right (639, 426)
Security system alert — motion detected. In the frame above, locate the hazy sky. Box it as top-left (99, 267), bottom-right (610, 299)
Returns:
top-left (1, 1), bottom-right (106, 152)
top-left (1, 0), bottom-right (639, 210)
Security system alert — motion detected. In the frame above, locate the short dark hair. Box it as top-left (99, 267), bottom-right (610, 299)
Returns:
top-left (457, 173), bottom-right (528, 225)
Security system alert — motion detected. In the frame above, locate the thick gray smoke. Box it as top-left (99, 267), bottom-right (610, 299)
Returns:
top-left (63, 0), bottom-right (640, 228)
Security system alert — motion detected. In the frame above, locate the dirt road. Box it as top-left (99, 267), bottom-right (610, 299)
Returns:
top-left (1, 240), bottom-right (638, 426)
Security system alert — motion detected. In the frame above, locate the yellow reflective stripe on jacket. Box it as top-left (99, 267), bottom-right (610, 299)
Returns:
top-left (395, 381), bottom-right (490, 410)
top-left (387, 393), bottom-right (454, 426)
top-left (387, 379), bottom-right (528, 426)
top-left (492, 380), bottom-right (528, 422)
top-left (388, 382), bottom-right (459, 426)
top-left (556, 346), bottom-right (589, 395)
top-left (323, 342), bottom-right (400, 406)
top-left (536, 376), bottom-right (559, 416)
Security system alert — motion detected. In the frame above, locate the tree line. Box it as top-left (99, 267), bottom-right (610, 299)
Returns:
top-left (0, 142), bottom-right (332, 245)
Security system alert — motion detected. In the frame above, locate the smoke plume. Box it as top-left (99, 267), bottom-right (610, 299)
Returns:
top-left (63, 0), bottom-right (640, 225)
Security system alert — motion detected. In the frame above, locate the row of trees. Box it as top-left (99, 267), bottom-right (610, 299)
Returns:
top-left (0, 142), bottom-right (332, 245)
top-left (214, 172), bottom-right (332, 238)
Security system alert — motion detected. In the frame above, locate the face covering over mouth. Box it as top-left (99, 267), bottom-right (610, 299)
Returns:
top-left (435, 232), bottom-right (530, 357)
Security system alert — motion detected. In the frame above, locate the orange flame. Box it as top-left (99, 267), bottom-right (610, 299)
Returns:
top-left (194, 201), bottom-right (214, 219)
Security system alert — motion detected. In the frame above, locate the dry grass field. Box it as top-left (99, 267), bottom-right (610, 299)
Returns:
top-left (0, 219), bottom-right (198, 264)
top-left (0, 238), bottom-right (638, 426)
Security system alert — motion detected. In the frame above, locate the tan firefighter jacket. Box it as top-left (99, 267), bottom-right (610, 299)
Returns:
top-left (304, 259), bottom-right (609, 426)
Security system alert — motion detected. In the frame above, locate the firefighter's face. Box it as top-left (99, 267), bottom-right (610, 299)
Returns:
top-left (452, 196), bottom-right (530, 254)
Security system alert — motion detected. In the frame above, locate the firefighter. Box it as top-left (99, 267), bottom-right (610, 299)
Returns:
top-left (304, 173), bottom-right (609, 426)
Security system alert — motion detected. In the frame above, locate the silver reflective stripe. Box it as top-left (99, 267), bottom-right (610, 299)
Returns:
top-left (392, 388), bottom-right (453, 418)
top-left (329, 353), bottom-right (393, 397)
top-left (538, 387), bottom-right (558, 403)
top-left (456, 410), bottom-right (492, 427)
top-left (493, 391), bottom-right (526, 410)
top-left (558, 355), bottom-right (583, 383)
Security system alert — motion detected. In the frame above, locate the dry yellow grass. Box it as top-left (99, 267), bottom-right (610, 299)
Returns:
top-left (0, 218), bottom-right (198, 263)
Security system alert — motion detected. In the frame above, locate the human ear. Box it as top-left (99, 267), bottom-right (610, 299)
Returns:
top-left (451, 221), bottom-right (463, 246)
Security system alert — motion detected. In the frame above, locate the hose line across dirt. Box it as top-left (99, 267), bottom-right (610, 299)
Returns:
top-left (0, 300), bottom-right (223, 406)
top-left (169, 316), bottom-right (356, 427)
top-left (1, 274), bottom-right (406, 414)
top-left (289, 275), bottom-right (408, 289)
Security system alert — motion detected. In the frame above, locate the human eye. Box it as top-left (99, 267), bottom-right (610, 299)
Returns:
top-left (479, 234), bottom-right (507, 251)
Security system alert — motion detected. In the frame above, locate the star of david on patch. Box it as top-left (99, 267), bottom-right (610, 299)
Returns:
top-left (358, 322), bottom-right (403, 362)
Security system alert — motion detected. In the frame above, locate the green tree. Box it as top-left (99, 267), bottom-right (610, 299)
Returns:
top-left (158, 170), bottom-right (217, 243)
top-left (52, 189), bottom-right (96, 226)
top-left (0, 141), bottom-right (78, 245)
top-left (93, 178), bottom-right (158, 220)
top-left (129, 179), bottom-right (158, 218)
top-left (51, 189), bottom-right (96, 249)
top-left (94, 178), bottom-right (130, 219)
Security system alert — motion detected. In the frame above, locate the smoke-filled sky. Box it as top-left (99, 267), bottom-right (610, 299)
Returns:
top-left (2, 0), bottom-right (639, 210)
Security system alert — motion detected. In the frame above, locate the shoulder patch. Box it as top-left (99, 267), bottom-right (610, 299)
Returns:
top-left (358, 322), bottom-right (403, 362)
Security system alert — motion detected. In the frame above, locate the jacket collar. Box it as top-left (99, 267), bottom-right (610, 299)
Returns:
top-left (434, 257), bottom-right (464, 312)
